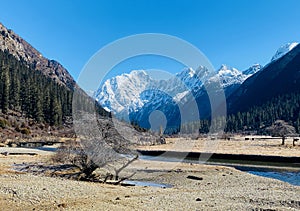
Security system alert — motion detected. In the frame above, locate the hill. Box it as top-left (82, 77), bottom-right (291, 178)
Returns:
top-left (0, 23), bottom-right (108, 141)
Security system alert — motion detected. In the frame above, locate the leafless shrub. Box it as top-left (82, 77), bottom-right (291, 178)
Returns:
top-left (266, 120), bottom-right (297, 145)
top-left (52, 115), bottom-right (140, 182)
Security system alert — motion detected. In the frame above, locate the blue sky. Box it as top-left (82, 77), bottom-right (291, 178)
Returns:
top-left (1, 0), bottom-right (300, 81)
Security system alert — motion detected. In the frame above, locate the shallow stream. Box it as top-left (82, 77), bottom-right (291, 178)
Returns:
top-left (140, 155), bottom-right (300, 186)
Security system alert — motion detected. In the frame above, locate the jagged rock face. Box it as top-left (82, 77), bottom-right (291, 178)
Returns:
top-left (0, 22), bottom-right (75, 89)
top-left (95, 64), bottom-right (261, 124)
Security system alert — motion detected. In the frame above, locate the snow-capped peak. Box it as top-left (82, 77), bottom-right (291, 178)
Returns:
top-left (217, 65), bottom-right (240, 77)
top-left (206, 64), bottom-right (262, 89)
top-left (95, 63), bottom-right (261, 120)
top-left (271, 42), bottom-right (299, 62)
top-left (187, 67), bottom-right (195, 77)
top-left (128, 70), bottom-right (148, 77)
top-left (243, 64), bottom-right (262, 75)
top-left (177, 67), bottom-right (198, 78)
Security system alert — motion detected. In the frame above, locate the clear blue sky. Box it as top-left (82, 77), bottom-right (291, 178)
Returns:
top-left (1, 0), bottom-right (300, 80)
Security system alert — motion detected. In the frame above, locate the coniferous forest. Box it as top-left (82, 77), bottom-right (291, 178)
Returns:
top-left (164, 91), bottom-right (300, 135)
top-left (0, 49), bottom-right (109, 138)
top-left (0, 49), bottom-right (72, 126)
top-left (182, 92), bottom-right (300, 135)
top-left (225, 92), bottom-right (300, 133)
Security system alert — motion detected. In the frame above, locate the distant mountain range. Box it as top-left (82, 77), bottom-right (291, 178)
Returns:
top-left (96, 63), bottom-right (261, 116)
top-left (96, 42), bottom-right (299, 132)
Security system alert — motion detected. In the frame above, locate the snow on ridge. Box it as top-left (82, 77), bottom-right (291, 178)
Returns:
top-left (271, 42), bottom-right (299, 62)
top-left (218, 64), bottom-right (241, 76)
top-left (95, 64), bottom-right (262, 117)
top-left (242, 64), bottom-right (262, 75)
top-left (96, 41), bottom-right (299, 119)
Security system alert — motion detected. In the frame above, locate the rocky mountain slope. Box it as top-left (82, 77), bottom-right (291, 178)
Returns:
top-left (228, 43), bottom-right (300, 114)
top-left (0, 22), bottom-right (75, 89)
top-left (0, 22), bottom-right (160, 145)
top-left (0, 23), bottom-right (86, 140)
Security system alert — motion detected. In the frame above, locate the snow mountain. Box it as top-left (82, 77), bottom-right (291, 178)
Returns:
top-left (96, 42), bottom-right (297, 131)
top-left (95, 64), bottom-right (260, 123)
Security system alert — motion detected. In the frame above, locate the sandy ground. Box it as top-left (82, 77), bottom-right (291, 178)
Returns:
top-left (0, 145), bottom-right (300, 210)
top-left (137, 136), bottom-right (300, 157)
top-left (0, 147), bottom-right (54, 156)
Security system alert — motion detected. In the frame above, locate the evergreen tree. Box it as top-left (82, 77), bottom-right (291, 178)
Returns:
top-left (1, 65), bottom-right (9, 114)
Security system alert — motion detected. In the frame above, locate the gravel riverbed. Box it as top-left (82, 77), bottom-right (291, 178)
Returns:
top-left (1, 152), bottom-right (300, 210)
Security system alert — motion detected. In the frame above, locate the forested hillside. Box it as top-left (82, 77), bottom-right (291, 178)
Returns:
top-left (181, 92), bottom-right (300, 135)
top-left (225, 92), bottom-right (300, 133)
top-left (0, 49), bottom-right (109, 140)
top-left (0, 49), bottom-right (72, 126)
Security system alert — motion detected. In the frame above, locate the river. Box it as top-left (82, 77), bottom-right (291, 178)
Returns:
top-left (140, 155), bottom-right (300, 186)
top-left (29, 146), bottom-right (300, 186)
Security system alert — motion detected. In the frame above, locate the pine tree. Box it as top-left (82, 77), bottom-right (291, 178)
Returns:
top-left (1, 65), bottom-right (10, 114)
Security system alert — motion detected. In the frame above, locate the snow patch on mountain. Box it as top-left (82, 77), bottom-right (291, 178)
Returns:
top-left (173, 90), bottom-right (190, 103)
top-left (96, 70), bottom-right (154, 115)
top-left (243, 64), bottom-right (262, 75)
top-left (206, 64), bottom-right (261, 89)
top-left (271, 42), bottom-right (298, 62)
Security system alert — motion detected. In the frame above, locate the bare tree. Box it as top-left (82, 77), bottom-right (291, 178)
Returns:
top-left (266, 120), bottom-right (296, 145)
top-left (52, 140), bottom-right (97, 179)
top-left (64, 92), bottom-right (161, 182)
top-left (52, 137), bottom-right (141, 181)
top-left (52, 110), bottom-right (139, 181)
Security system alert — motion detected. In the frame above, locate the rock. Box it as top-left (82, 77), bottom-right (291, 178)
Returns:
top-left (175, 169), bottom-right (182, 173)
top-left (159, 136), bottom-right (166, 144)
top-left (0, 143), bottom-right (7, 147)
top-left (10, 143), bottom-right (18, 147)
top-left (1, 151), bottom-right (9, 156)
top-left (196, 198), bottom-right (202, 201)
top-left (57, 203), bottom-right (67, 208)
top-left (187, 175), bottom-right (203, 181)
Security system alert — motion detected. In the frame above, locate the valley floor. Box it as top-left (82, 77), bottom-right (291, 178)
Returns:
top-left (137, 136), bottom-right (300, 157)
top-left (0, 142), bottom-right (300, 210)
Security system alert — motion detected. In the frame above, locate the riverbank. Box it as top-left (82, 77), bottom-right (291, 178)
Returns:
top-left (137, 136), bottom-right (300, 157)
top-left (0, 147), bottom-right (300, 210)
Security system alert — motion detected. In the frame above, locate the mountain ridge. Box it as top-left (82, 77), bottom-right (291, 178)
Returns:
top-left (0, 22), bottom-right (75, 89)
top-left (96, 40), bottom-right (299, 132)
top-left (96, 63), bottom-right (262, 127)
top-left (228, 43), bottom-right (300, 114)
